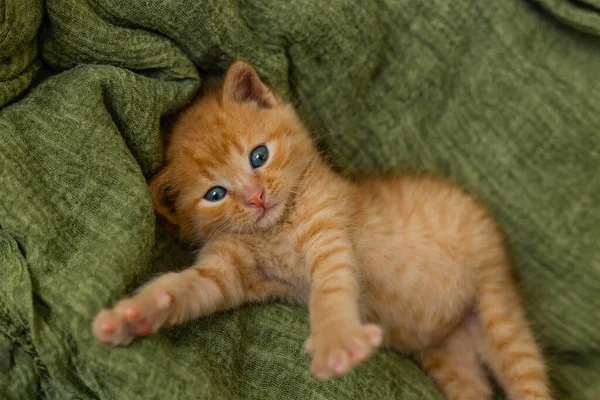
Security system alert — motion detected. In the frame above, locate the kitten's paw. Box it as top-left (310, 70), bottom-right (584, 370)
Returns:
top-left (92, 290), bottom-right (173, 345)
top-left (305, 323), bottom-right (382, 380)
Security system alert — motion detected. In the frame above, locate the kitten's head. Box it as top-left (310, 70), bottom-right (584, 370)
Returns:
top-left (149, 60), bottom-right (317, 242)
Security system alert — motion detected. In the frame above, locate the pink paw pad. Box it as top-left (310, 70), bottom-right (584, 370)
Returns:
top-left (117, 305), bottom-right (140, 320)
top-left (134, 318), bottom-right (155, 336)
top-left (101, 323), bottom-right (116, 334)
top-left (308, 324), bottom-right (383, 380)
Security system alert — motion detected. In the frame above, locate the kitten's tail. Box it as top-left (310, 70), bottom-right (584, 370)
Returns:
top-left (474, 256), bottom-right (552, 400)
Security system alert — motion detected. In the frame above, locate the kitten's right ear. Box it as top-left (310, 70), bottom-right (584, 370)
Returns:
top-left (221, 59), bottom-right (279, 108)
top-left (148, 169), bottom-right (178, 225)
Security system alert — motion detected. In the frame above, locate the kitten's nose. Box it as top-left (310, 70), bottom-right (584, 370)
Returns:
top-left (247, 190), bottom-right (265, 208)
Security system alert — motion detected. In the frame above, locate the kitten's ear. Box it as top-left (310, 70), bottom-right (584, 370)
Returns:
top-left (148, 169), bottom-right (178, 225)
top-left (221, 60), bottom-right (279, 108)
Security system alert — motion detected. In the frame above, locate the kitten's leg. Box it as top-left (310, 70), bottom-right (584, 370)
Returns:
top-left (473, 263), bottom-right (551, 400)
top-left (299, 224), bottom-right (382, 380)
top-left (92, 237), bottom-right (282, 345)
top-left (416, 321), bottom-right (492, 400)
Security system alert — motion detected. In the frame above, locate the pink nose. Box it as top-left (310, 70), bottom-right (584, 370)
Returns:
top-left (247, 190), bottom-right (265, 208)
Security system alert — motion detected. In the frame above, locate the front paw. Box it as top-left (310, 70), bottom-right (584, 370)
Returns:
top-left (304, 323), bottom-right (382, 380)
top-left (92, 290), bottom-right (172, 345)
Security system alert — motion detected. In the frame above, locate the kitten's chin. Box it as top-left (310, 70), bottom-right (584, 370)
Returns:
top-left (254, 203), bottom-right (284, 230)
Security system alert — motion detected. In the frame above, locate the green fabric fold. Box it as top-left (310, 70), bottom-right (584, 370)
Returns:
top-left (0, 0), bottom-right (43, 106)
top-left (532, 0), bottom-right (600, 35)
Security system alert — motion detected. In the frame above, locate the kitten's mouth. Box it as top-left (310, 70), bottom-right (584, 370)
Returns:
top-left (255, 201), bottom-right (279, 222)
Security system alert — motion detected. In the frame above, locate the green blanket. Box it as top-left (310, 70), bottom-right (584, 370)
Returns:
top-left (1, 0), bottom-right (599, 398)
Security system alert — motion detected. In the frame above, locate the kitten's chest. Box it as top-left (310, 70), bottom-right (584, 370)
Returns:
top-left (254, 227), bottom-right (308, 287)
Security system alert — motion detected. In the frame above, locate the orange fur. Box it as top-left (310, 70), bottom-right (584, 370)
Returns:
top-left (93, 60), bottom-right (551, 399)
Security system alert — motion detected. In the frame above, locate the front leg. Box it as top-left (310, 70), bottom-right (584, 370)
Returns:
top-left (298, 220), bottom-right (382, 380)
top-left (92, 236), bottom-right (275, 345)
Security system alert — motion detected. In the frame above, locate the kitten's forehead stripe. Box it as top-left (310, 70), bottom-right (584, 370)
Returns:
top-left (265, 128), bottom-right (281, 143)
top-left (202, 169), bottom-right (216, 183)
top-left (231, 140), bottom-right (244, 154)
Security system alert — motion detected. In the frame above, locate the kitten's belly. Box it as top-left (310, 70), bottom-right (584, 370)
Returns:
top-left (362, 238), bottom-right (476, 354)
top-left (356, 174), bottom-right (487, 353)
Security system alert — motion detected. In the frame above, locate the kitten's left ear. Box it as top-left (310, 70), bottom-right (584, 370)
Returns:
top-left (221, 60), bottom-right (280, 108)
top-left (148, 169), bottom-right (178, 225)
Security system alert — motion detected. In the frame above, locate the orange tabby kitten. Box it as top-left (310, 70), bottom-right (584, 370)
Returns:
top-left (93, 60), bottom-right (551, 400)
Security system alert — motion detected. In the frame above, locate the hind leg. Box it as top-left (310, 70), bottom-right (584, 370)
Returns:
top-left (472, 269), bottom-right (551, 400)
top-left (416, 321), bottom-right (492, 400)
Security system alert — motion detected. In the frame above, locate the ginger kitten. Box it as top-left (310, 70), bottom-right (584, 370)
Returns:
top-left (93, 60), bottom-right (551, 400)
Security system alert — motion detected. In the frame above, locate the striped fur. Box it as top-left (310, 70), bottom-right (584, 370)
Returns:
top-left (93, 60), bottom-right (551, 399)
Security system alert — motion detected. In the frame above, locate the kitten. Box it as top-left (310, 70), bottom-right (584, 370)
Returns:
top-left (93, 60), bottom-right (551, 400)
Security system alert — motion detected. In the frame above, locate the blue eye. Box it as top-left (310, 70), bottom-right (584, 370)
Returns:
top-left (250, 145), bottom-right (269, 168)
top-left (204, 186), bottom-right (227, 202)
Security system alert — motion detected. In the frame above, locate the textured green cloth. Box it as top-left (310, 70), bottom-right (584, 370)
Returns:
top-left (1, 0), bottom-right (600, 399)
top-left (0, 0), bottom-right (43, 106)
